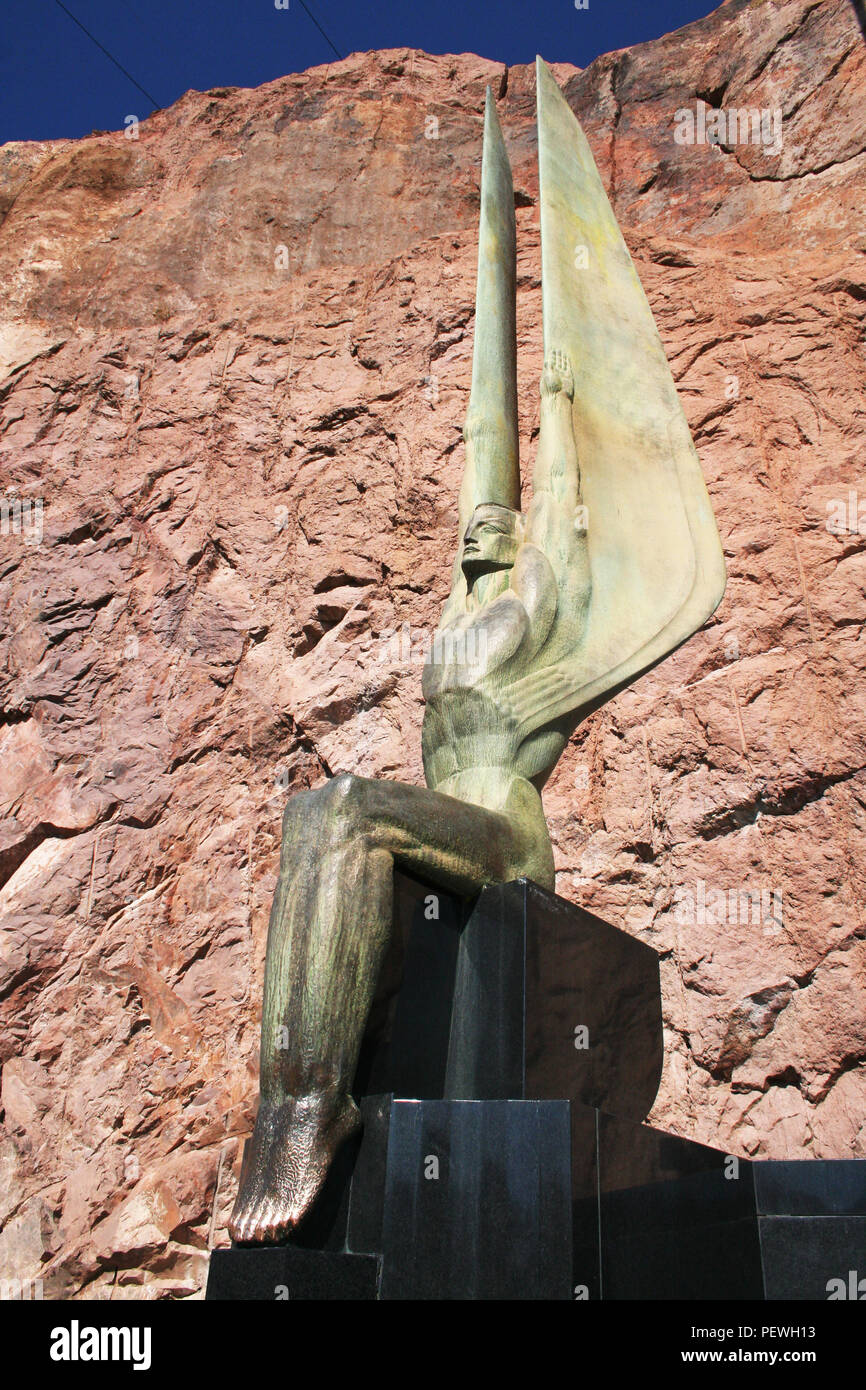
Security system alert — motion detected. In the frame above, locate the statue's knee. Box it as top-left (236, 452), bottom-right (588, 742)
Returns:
top-left (321, 773), bottom-right (369, 830)
top-left (281, 779), bottom-right (335, 827)
top-left (282, 774), bottom-right (371, 843)
top-left (281, 788), bottom-right (310, 834)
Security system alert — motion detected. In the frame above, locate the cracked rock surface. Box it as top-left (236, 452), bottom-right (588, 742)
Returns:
top-left (1, 0), bottom-right (864, 1297)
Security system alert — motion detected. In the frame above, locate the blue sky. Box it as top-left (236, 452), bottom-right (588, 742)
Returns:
top-left (2, 0), bottom-right (722, 143)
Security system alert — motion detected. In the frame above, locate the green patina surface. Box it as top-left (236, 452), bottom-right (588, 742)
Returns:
top-left (229, 61), bottom-right (726, 1244)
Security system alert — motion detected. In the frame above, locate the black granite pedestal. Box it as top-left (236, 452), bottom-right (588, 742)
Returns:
top-left (207, 1246), bottom-right (380, 1301)
top-left (378, 1099), bottom-right (573, 1299)
top-left (207, 872), bottom-right (865, 1301)
top-left (210, 872), bottom-right (654, 1300)
top-left (568, 1103), bottom-right (866, 1300)
top-left (208, 1096), bottom-right (574, 1301)
top-left (355, 873), bottom-right (663, 1118)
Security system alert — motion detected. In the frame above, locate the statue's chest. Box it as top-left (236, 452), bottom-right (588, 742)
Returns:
top-left (421, 593), bottom-right (528, 699)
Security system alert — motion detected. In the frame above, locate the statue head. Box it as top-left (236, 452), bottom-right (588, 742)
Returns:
top-left (461, 503), bottom-right (524, 579)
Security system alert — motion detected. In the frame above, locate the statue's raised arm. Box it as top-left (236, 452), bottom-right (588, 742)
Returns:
top-left (498, 59), bottom-right (726, 742)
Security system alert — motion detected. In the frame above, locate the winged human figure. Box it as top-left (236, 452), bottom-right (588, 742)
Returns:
top-left (229, 59), bottom-right (725, 1243)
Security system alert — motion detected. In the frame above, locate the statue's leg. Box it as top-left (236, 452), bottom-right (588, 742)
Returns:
top-left (229, 773), bottom-right (548, 1243)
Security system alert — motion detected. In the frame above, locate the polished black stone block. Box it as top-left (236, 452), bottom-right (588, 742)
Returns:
top-left (567, 1101), bottom-right (866, 1300)
top-left (206, 1246), bottom-right (380, 1300)
top-left (521, 882), bottom-right (663, 1120)
top-left (567, 1102), bottom-right (763, 1299)
top-left (344, 1094), bottom-right (393, 1255)
top-left (354, 872), bottom-right (466, 1099)
top-left (361, 874), bottom-right (663, 1119)
top-left (754, 1160), bottom-right (866, 1216)
top-left (596, 1109), bottom-right (764, 1300)
top-left (570, 1101), bottom-right (601, 1301)
top-left (445, 881), bottom-right (663, 1119)
top-left (378, 1099), bottom-right (573, 1300)
top-left (606, 1216), bottom-right (766, 1301)
top-left (598, 1110), bottom-right (757, 1234)
top-left (760, 1217), bottom-right (866, 1300)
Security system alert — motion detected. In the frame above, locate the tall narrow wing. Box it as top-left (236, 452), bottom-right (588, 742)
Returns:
top-left (461, 85), bottom-right (521, 518)
top-left (503, 60), bottom-right (726, 737)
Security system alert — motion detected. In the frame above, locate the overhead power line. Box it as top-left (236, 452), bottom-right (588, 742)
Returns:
top-left (51, 0), bottom-right (162, 112)
top-left (50, 0), bottom-right (342, 124)
top-left (296, 0), bottom-right (343, 61)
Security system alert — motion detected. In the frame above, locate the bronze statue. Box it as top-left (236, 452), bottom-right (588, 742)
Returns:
top-left (229, 60), bottom-right (725, 1243)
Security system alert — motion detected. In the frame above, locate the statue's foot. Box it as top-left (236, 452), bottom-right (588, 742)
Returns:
top-left (228, 1091), bottom-right (361, 1244)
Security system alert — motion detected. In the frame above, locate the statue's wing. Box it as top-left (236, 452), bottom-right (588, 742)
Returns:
top-left (443, 87), bottom-right (521, 619)
top-left (503, 60), bottom-right (726, 738)
top-left (464, 87), bottom-right (521, 513)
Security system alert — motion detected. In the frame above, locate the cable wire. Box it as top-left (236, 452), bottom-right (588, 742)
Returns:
top-left (295, 0), bottom-right (342, 61)
top-left (51, 0), bottom-right (162, 112)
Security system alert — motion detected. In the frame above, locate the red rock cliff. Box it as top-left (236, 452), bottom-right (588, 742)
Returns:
top-left (0, 0), bottom-right (864, 1297)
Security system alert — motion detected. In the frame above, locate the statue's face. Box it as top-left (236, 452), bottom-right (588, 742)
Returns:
top-left (461, 504), bottom-right (523, 576)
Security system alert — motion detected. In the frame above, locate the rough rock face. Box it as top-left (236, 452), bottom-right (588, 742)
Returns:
top-left (1, 0), bottom-right (864, 1297)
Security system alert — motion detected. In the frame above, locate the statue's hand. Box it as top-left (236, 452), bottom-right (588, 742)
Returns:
top-left (539, 350), bottom-right (574, 402)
